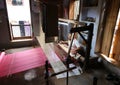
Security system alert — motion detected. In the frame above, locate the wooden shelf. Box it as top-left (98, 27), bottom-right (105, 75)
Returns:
top-left (59, 18), bottom-right (86, 26)
top-left (81, 20), bottom-right (95, 23)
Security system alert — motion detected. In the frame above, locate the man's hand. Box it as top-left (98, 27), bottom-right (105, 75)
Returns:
top-left (70, 49), bottom-right (77, 54)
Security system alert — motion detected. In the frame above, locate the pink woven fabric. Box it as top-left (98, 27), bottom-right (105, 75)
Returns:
top-left (0, 47), bottom-right (47, 77)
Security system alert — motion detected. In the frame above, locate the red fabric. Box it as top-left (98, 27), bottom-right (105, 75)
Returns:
top-left (0, 47), bottom-right (47, 77)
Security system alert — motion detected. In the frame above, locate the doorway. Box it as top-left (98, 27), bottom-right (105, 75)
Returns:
top-left (6, 0), bottom-right (32, 41)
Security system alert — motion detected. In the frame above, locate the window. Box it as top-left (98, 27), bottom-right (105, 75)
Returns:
top-left (10, 21), bottom-right (32, 40)
top-left (6, 0), bottom-right (33, 41)
top-left (12, 0), bottom-right (23, 5)
top-left (109, 9), bottom-right (120, 62)
top-left (95, 0), bottom-right (120, 63)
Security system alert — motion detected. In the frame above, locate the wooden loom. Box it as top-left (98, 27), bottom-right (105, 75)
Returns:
top-left (45, 23), bottom-right (94, 85)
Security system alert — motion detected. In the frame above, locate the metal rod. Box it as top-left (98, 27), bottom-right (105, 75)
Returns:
top-left (45, 60), bottom-right (49, 85)
top-left (66, 29), bottom-right (76, 85)
top-left (50, 66), bottom-right (76, 77)
top-left (78, 32), bottom-right (88, 44)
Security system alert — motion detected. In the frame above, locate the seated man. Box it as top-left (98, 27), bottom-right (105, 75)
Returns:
top-left (59, 33), bottom-right (85, 67)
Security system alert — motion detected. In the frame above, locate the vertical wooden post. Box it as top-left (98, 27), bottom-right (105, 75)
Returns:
top-left (45, 60), bottom-right (49, 85)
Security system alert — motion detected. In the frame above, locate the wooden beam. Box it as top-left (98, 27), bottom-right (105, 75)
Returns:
top-left (101, 0), bottom-right (120, 56)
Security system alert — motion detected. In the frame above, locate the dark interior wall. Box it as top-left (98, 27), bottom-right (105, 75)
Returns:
top-left (0, 0), bottom-right (12, 48)
top-left (31, 0), bottom-right (40, 36)
top-left (0, 9), bottom-right (10, 46)
top-left (31, 13), bottom-right (40, 36)
top-left (0, 0), bottom-right (38, 49)
top-left (41, 3), bottom-right (58, 37)
top-left (40, 0), bottom-right (69, 18)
